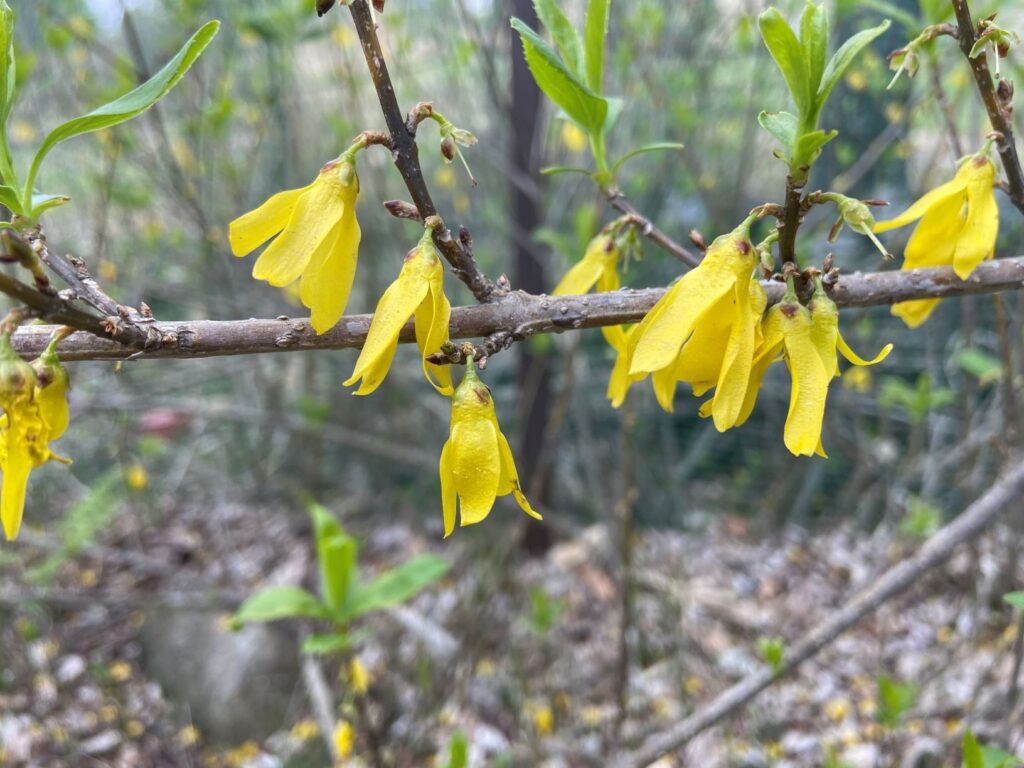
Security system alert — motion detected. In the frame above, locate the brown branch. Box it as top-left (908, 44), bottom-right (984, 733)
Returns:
top-left (605, 186), bottom-right (700, 268)
top-left (952, 0), bottom-right (1024, 215)
top-left (345, 0), bottom-right (495, 301)
top-left (8, 256), bottom-right (1024, 361)
top-left (616, 458), bottom-right (1024, 768)
top-left (777, 176), bottom-right (805, 266)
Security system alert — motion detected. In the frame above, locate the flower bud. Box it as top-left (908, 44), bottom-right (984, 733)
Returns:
top-left (0, 333), bottom-right (37, 411)
top-left (440, 134), bottom-right (456, 163)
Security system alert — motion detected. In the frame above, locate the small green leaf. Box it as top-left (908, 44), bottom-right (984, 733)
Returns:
top-left (445, 731), bottom-right (469, 768)
top-left (759, 8), bottom-right (811, 116)
top-left (310, 505), bottom-right (356, 615)
top-left (30, 193), bottom-right (71, 217)
top-left (1004, 592), bottom-right (1024, 610)
top-left (512, 17), bottom-right (607, 134)
top-left (302, 633), bottom-right (350, 655)
top-left (876, 674), bottom-right (917, 727)
top-left (963, 731), bottom-right (984, 768)
top-left (817, 19), bottom-right (890, 111)
top-left (584, 0), bottom-right (610, 92)
top-left (757, 636), bottom-right (786, 676)
top-left (0, 182), bottom-right (22, 214)
top-left (233, 586), bottom-right (330, 625)
top-left (792, 128), bottom-right (837, 171)
top-left (533, 0), bottom-right (584, 78)
top-left (345, 554), bottom-right (449, 619)
top-left (27, 20), bottom-right (220, 197)
top-left (611, 142), bottom-right (684, 175)
top-left (958, 348), bottom-right (1002, 385)
top-left (540, 165), bottom-right (593, 176)
top-left (799, 1), bottom-right (828, 96)
top-left (0, 0), bottom-right (14, 127)
top-left (757, 110), bottom-right (798, 157)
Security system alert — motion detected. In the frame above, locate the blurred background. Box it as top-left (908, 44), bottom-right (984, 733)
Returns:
top-left (2, 0), bottom-right (1024, 766)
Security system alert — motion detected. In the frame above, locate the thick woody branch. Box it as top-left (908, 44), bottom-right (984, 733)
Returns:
top-left (346, 0), bottom-right (495, 301)
top-left (9, 256), bottom-right (1024, 361)
top-left (616, 458), bottom-right (1024, 768)
top-left (952, 0), bottom-right (1024, 215)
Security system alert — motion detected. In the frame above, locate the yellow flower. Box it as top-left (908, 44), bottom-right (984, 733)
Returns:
top-left (628, 219), bottom-right (759, 429)
top-left (348, 657), bottom-right (371, 694)
top-left (439, 360), bottom-right (542, 537)
top-left (230, 156), bottom-right (361, 334)
top-left (873, 151), bottom-right (998, 327)
top-left (553, 232), bottom-right (619, 296)
top-left (601, 324), bottom-right (641, 408)
top-left (344, 230), bottom-right (453, 396)
top-left (332, 720), bottom-right (354, 758)
top-left (0, 335), bottom-right (71, 540)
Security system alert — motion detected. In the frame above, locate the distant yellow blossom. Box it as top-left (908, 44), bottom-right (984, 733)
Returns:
top-left (439, 359), bottom-right (542, 536)
top-left (230, 154), bottom-right (361, 334)
top-left (344, 230), bottom-right (452, 396)
top-left (333, 720), bottom-right (354, 758)
top-left (874, 150), bottom-right (998, 327)
top-left (560, 122), bottom-right (589, 153)
top-left (348, 657), bottom-right (371, 694)
top-left (553, 231), bottom-right (619, 296)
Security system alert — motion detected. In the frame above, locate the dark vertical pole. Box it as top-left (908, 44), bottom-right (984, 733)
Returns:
top-left (510, 0), bottom-right (552, 553)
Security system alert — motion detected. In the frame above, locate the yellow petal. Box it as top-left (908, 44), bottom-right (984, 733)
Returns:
top-left (451, 420), bottom-right (501, 527)
top-left (344, 252), bottom-right (431, 395)
top-left (781, 308), bottom-right (830, 457)
top-left (630, 263), bottom-right (736, 375)
top-left (497, 431), bottom-right (542, 521)
top-left (415, 261), bottom-right (453, 395)
top-left (253, 172), bottom-right (346, 287)
top-left (36, 379), bottom-right (69, 441)
top-left (300, 184), bottom-right (362, 334)
top-left (651, 365), bottom-right (678, 413)
top-left (552, 236), bottom-right (617, 296)
top-left (439, 439), bottom-right (456, 538)
top-left (229, 185), bottom-right (309, 257)
top-left (735, 305), bottom-right (785, 427)
top-left (837, 332), bottom-right (892, 366)
top-left (809, 295), bottom-right (840, 379)
top-left (671, 290), bottom-right (733, 395)
top-left (953, 167), bottom-right (998, 279)
top-left (710, 278), bottom-right (756, 431)
top-left (1, 431), bottom-right (31, 540)
top-left (872, 175), bottom-right (969, 233)
top-left (891, 299), bottom-right (940, 328)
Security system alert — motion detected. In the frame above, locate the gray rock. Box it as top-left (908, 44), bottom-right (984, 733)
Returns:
top-left (140, 609), bottom-right (300, 744)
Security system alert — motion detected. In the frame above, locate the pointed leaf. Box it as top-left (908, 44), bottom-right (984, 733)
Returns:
top-left (512, 17), bottom-right (607, 134)
top-left (758, 110), bottom-right (798, 157)
top-left (28, 20), bottom-right (219, 191)
top-left (800, 1), bottom-right (828, 95)
top-left (345, 554), bottom-right (449, 619)
top-left (0, 182), bottom-right (22, 214)
top-left (611, 142), bottom-right (684, 175)
top-left (759, 8), bottom-right (810, 115)
top-left (30, 193), bottom-right (71, 217)
top-left (233, 586), bottom-right (330, 625)
top-left (792, 128), bottom-right (837, 170)
top-left (817, 19), bottom-right (890, 109)
top-left (534, 0), bottom-right (584, 78)
top-left (0, 1), bottom-right (13, 127)
top-left (540, 165), bottom-right (593, 176)
top-left (584, 0), bottom-right (610, 92)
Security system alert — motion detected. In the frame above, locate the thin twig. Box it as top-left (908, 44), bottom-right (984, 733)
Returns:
top-left (616, 459), bottom-right (1024, 767)
top-left (9, 256), bottom-right (1024, 361)
top-left (345, 0), bottom-right (495, 301)
top-left (952, 0), bottom-right (1024, 215)
top-left (605, 186), bottom-right (700, 268)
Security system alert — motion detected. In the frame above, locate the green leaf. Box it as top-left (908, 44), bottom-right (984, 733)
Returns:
top-left (963, 730), bottom-right (1024, 768)
top-left (302, 633), bottom-right (351, 655)
top-left (817, 19), bottom-right (890, 111)
top-left (964, 731), bottom-right (984, 768)
top-left (512, 17), bottom-right (607, 134)
top-left (759, 8), bottom-right (811, 116)
top-left (0, 0), bottom-right (14, 127)
top-left (26, 20), bottom-right (220, 197)
top-left (611, 142), bottom-right (684, 175)
top-left (876, 674), bottom-right (917, 726)
top-left (584, 0), bottom-right (610, 92)
top-left (30, 193), bottom-right (71, 218)
top-left (792, 128), bottom-right (837, 170)
top-left (799, 2), bottom-right (828, 96)
top-left (758, 110), bottom-right (798, 157)
top-left (346, 554), bottom-right (449, 619)
top-left (958, 348), bottom-right (1002, 385)
top-left (233, 586), bottom-right (330, 625)
top-left (855, 0), bottom-right (919, 32)
top-left (533, 0), bottom-right (584, 78)
top-left (540, 165), bottom-right (593, 176)
top-left (603, 96), bottom-right (625, 134)
top-left (1004, 592), bottom-right (1024, 610)
top-left (311, 504), bottom-right (356, 615)
top-left (445, 731), bottom-right (469, 768)
top-left (0, 182), bottom-right (22, 214)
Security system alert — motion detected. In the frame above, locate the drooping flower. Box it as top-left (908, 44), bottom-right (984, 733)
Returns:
top-left (438, 359), bottom-right (541, 537)
top-left (344, 230), bottom-right (453, 396)
top-left (0, 335), bottom-right (70, 540)
top-left (807, 281), bottom-right (892, 382)
top-left (553, 231), bottom-right (619, 296)
top-left (230, 155), bottom-right (361, 334)
top-left (601, 324), bottom-right (640, 408)
top-left (627, 218), bottom-right (760, 429)
top-left (873, 151), bottom-right (998, 327)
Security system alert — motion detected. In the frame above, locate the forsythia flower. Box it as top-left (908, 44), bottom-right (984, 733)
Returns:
top-left (0, 336), bottom-right (71, 540)
top-left (332, 720), bottom-right (354, 758)
top-left (344, 230), bottom-right (453, 396)
top-left (873, 151), bottom-right (998, 327)
top-left (230, 155), bottom-right (361, 334)
top-left (628, 219), bottom-right (761, 430)
top-left (553, 231), bottom-right (619, 295)
top-left (602, 324), bottom-right (640, 408)
top-left (439, 359), bottom-right (541, 537)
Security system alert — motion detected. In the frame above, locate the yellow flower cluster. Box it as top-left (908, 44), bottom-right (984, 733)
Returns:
top-left (873, 150), bottom-right (998, 327)
top-left (0, 335), bottom-right (71, 540)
